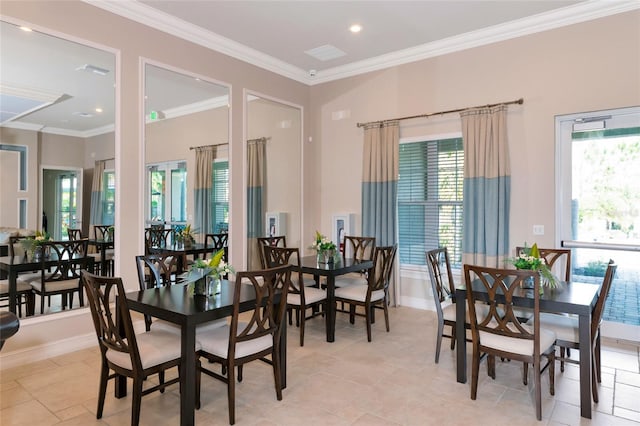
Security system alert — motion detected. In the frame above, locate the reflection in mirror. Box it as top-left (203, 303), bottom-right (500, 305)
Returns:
top-left (144, 63), bottom-right (230, 249)
top-left (246, 95), bottom-right (302, 269)
top-left (0, 20), bottom-right (115, 317)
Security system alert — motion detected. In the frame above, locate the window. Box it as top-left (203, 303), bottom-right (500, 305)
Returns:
top-left (397, 137), bottom-right (464, 267)
top-left (212, 161), bottom-right (229, 233)
top-left (146, 161), bottom-right (186, 222)
top-left (102, 170), bottom-right (115, 225)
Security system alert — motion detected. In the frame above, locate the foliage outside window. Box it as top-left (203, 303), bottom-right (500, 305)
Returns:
top-left (102, 170), bottom-right (115, 225)
top-left (397, 137), bottom-right (464, 267)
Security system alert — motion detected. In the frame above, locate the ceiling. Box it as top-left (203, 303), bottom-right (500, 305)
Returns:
top-left (1, 0), bottom-right (637, 135)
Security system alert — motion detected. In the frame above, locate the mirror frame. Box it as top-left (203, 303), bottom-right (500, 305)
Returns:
top-left (242, 89), bottom-right (304, 269)
top-left (1, 16), bottom-right (120, 322)
top-left (140, 58), bottom-right (232, 256)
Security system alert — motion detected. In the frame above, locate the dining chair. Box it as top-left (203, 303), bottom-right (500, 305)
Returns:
top-left (535, 260), bottom-right (616, 403)
top-left (257, 235), bottom-right (287, 268)
top-left (195, 264), bottom-right (291, 425)
top-left (8, 236), bottom-right (46, 312)
top-left (144, 227), bottom-right (172, 254)
top-left (425, 247), bottom-right (471, 363)
top-left (82, 271), bottom-right (187, 426)
top-left (334, 245), bottom-right (396, 342)
top-left (69, 228), bottom-right (110, 276)
top-left (92, 225), bottom-right (115, 276)
top-left (463, 264), bottom-right (556, 421)
top-left (204, 232), bottom-right (229, 259)
top-left (67, 228), bottom-right (83, 241)
top-left (515, 246), bottom-right (572, 281)
top-left (24, 239), bottom-right (90, 314)
top-left (0, 279), bottom-right (34, 317)
top-left (334, 236), bottom-right (376, 288)
top-left (263, 245), bottom-right (326, 346)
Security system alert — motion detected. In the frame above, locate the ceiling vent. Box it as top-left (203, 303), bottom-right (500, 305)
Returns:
top-left (73, 111), bottom-right (94, 118)
top-left (304, 44), bottom-right (346, 61)
top-left (75, 64), bottom-right (110, 76)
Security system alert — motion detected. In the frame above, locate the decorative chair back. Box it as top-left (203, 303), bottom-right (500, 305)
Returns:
top-left (591, 261), bottom-right (616, 337)
top-left (263, 245), bottom-right (305, 297)
top-left (367, 245), bottom-right (397, 295)
top-left (204, 233), bottom-right (229, 261)
top-left (144, 227), bottom-right (172, 253)
top-left (42, 239), bottom-right (89, 278)
top-left (342, 236), bottom-right (376, 262)
top-left (228, 265), bottom-right (292, 358)
top-left (515, 246), bottom-right (572, 281)
top-left (94, 225), bottom-right (112, 240)
top-left (8, 236), bottom-right (28, 258)
top-left (67, 228), bottom-right (83, 240)
top-left (135, 254), bottom-right (178, 290)
top-left (426, 248), bottom-right (456, 306)
top-left (82, 271), bottom-right (142, 371)
top-left (257, 235), bottom-right (287, 268)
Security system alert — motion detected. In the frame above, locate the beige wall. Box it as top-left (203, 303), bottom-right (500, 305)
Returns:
top-left (309, 11), bottom-right (640, 306)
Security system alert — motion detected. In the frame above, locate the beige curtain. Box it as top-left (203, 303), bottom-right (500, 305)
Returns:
top-left (247, 138), bottom-right (266, 270)
top-left (461, 105), bottom-right (510, 267)
top-left (89, 160), bottom-right (106, 235)
top-left (194, 146), bottom-right (216, 243)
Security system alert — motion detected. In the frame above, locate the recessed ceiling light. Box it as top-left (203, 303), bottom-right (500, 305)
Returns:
top-left (95, 107), bottom-right (103, 113)
top-left (19, 26), bottom-right (32, 32)
top-left (350, 24), bottom-right (362, 33)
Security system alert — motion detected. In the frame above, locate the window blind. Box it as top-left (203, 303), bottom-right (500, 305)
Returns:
top-left (212, 161), bottom-right (229, 233)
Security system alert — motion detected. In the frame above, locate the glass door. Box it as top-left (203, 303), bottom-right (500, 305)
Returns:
top-left (556, 106), bottom-right (640, 341)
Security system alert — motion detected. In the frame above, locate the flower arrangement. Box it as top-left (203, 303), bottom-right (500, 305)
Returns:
top-left (182, 248), bottom-right (234, 284)
top-left (509, 243), bottom-right (558, 288)
top-left (20, 230), bottom-right (51, 259)
top-left (310, 230), bottom-right (336, 252)
top-left (176, 224), bottom-right (196, 245)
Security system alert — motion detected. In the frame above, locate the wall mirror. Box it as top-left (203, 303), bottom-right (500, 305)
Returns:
top-left (0, 19), bottom-right (115, 317)
top-left (143, 62), bottom-right (230, 248)
top-left (246, 93), bottom-right (302, 269)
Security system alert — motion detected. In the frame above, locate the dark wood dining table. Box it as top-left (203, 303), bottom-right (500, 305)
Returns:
top-left (123, 280), bottom-right (287, 426)
top-left (87, 238), bottom-right (114, 276)
top-left (0, 253), bottom-right (94, 315)
top-left (296, 256), bottom-right (374, 342)
top-left (455, 280), bottom-right (600, 419)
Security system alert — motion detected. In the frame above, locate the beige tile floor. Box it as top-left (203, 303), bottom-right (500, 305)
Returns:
top-left (1, 307), bottom-right (639, 425)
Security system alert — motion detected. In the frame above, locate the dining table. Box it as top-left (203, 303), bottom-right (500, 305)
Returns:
top-left (123, 280), bottom-right (287, 426)
top-left (87, 238), bottom-right (114, 276)
top-left (0, 252), bottom-right (94, 315)
top-left (296, 255), bottom-right (374, 342)
top-left (455, 279), bottom-right (601, 419)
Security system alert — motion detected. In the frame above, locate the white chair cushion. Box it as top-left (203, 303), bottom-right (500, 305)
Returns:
top-left (535, 312), bottom-right (579, 343)
top-left (335, 284), bottom-right (384, 303)
top-left (106, 329), bottom-right (187, 371)
top-left (198, 323), bottom-right (273, 359)
top-left (302, 276), bottom-right (317, 287)
top-left (479, 324), bottom-right (556, 356)
top-left (16, 273), bottom-right (41, 284)
top-left (30, 278), bottom-right (79, 292)
top-left (0, 280), bottom-right (33, 293)
top-left (287, 287), bottom-right (326, 306)
top-left (334, 275), bottom-right (367, 288)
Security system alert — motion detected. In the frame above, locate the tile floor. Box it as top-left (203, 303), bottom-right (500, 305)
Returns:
top-left (1, 307), bottom-right (639, 425)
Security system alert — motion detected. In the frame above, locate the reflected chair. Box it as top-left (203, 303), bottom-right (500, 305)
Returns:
top-left (69, 228), bottom-right (109, 276)
top-left (135, 254), bottom-right (179, 331)
top-left (426, 247), bottom-right (471, 363)
top-left (195, 265), bottom-right (292, 425)
top-left (0, 280), bottom-right (34, 317)
top-left (536, 260), bottom-right (616, 403)
top-left (92, 225), bottom-right (115, 276)
top-left (24, 239), bottom-right (90, 314)
top-left (204, 233), bottom-right (229, 261)
top-left (334, 245), bottom-right (396, 342)
top-left (82, 271), bottom-right (186, 426)
top-left (264, 245), bottom-right (326, 346)
top-left (464, 265), bottom-right (555, 421)
top-left (257, 235), bottom-right (287, 268)
top-left (334, 236), bottom-right (376, 288)
top-left (144, 227), bottom-right (172, 254)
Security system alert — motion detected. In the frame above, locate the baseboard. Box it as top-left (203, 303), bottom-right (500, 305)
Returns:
top-left (0, 332), bottom-right (96, 370)
top-left (399, 295), bottom-right (435, 311)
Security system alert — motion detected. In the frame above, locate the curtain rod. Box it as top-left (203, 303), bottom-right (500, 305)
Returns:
top-left (189, 142), bottom-right (228, 150)
top-left (356, 98), bottom-right (524, 128)
top-left (247, 137), bottom-right (270, 143)
top-left (97, 157), bottom-right (114, 162)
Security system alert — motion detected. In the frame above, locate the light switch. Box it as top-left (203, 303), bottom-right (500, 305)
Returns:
top-left (533, 225), bottom-right (544, 235)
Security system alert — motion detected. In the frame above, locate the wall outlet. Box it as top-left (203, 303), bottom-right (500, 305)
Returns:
top-left (533, 225), bottom-right (544, 235)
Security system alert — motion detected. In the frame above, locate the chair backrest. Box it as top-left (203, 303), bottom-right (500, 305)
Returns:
top-left (591, 260), bottom-right (616, 337)
top-left (515, 246), bottom-right (572, 281)
top-left (464, 265), bottom-right (540, 352)
top-left (82, 271), bottom-right (142, 372)
top-left (367, 245), bottom-right (397, 295)
top-left (228, 265), bottom-right (292, 358)
top-left (204, 233), bottom-right (229, 261)
top-left (257, 236), bottom-right (287, 268)
top-left (42, 239), bottom-right (89, 281)
top-left (67, 228), bottom-right (83, 240)
top-left (135, 254), bottom-right (178, 290)
top-left (426, 248), bottom-right (456, 310)
top-left (144, 227), bottom-right (172, 252)
top-left (342, 236), bottom-right (376, 262)
top-left (94, 225), bottom-right (112, 240)
top-left (263, 245), bottom-right (305, 298)
top-left (8, 236), bottom-right (28, 258)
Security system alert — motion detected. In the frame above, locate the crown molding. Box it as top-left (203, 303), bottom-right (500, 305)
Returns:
top-left (85, 0), bottom-right (640, 86)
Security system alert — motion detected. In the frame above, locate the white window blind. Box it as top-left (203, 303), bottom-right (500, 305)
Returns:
top-left (212, 161), bottom-right (229, 233)
top-left (398, 137), bottom-right (464, 267)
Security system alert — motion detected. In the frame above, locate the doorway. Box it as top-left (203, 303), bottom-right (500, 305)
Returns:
top-left (42, 167), bottom-right (82, 240)
top-left (556, 106), bottom-right (640, 341)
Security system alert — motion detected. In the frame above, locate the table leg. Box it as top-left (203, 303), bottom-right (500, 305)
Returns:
top-left (8, 270), bottom-right (17, 314)
top-left (280, 315), bottom-right (287, 388)
top-left (456, 288), bottom-right (467, 383)
top-left (578, 313), bottom-right (592, 419)
top-left (115, 296), bottom-right (127, 398)
top-left (100, 249), bottom-right (107, 277)
top-left (326, 276), bottom-right (336, 342)
top-left (180, 323), bottom-right (196, 426)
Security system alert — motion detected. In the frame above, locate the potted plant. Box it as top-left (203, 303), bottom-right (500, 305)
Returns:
top-left (181, 248), bottom-right (234, 296)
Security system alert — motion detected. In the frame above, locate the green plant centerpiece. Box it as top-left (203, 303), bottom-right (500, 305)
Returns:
top-left (509, 243), bottom-right (558, 291)
top-left (20, 230), bottom-right (51, 261)
top-left (177, 224), bottom-right (196, 247)
top-left (311, 230), bottom-right (337, 264)
top-left (181, 248), bottom-right (233, 296)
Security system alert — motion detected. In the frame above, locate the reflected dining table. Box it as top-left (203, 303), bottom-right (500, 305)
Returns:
top-left (123, 280), bottom-right (287, 426)
top-left (296, 256), bottom-right (374, 342)
top-left (87, 238), bottom-right (114, 276)
top-left (455, 280), bottom-right (601, 419)
top-left (0, 253), bottom-right (94, 315)
top-left (148, 242), bottom-right (213, 273)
